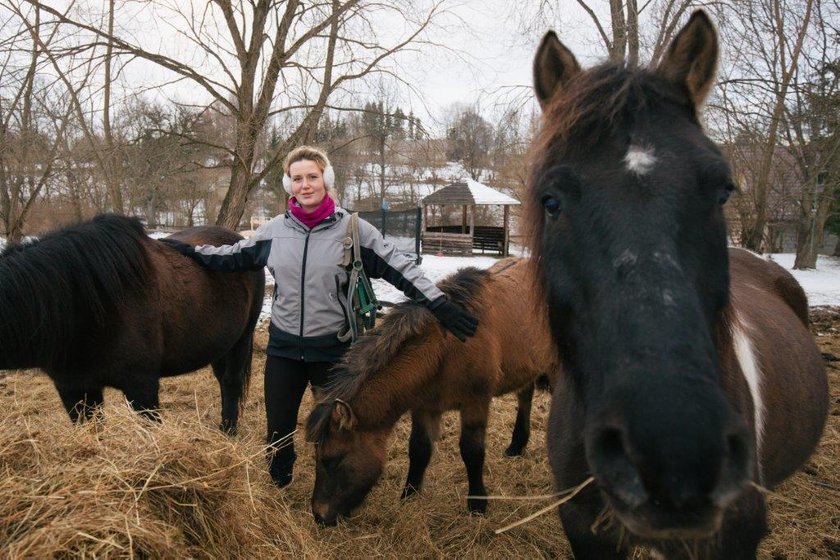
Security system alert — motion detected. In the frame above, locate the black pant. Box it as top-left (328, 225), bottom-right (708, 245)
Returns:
top-left (264, 355), bottom-right (334, 484)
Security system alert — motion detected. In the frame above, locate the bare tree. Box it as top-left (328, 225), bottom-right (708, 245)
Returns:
top-left (445, 104), bottom-right (493, 181)
top-left (530, 0), bottom-right (697, 65)
top-left (714, 0), bottom-right (814, 252)
top-left (782, 0), bottom-right (840, 268)
top-left (0, 2), bottom-right (75, 241)
top-left (30, 0), bottom-right (444, 229)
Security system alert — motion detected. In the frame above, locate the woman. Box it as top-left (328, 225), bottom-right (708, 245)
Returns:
top-left (162, 145), bottom-right (478, 487)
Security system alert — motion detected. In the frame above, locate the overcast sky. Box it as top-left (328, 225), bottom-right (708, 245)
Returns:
top-left (101, 0), bottom-right (633, 134)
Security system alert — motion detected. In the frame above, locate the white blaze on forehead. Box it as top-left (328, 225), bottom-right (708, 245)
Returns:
top-left (732, 316), bottom-right (764, 481)
top-left (624, 145), bottom-right (657, 175)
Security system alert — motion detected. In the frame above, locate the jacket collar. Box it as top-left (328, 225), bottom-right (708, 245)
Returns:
top-left (284, 206), bottom-right (347, 233)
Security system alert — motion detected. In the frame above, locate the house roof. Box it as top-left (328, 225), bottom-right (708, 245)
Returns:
top-left (421, 178), bottom-right (520, 206)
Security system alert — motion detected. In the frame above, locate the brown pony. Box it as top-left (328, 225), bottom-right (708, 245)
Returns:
top-left (526, 11), bottom-right (828, 559)
top-left (0, 214), bottom-right (264, 433)
top-left (305, 257), bottom-right (558, 526)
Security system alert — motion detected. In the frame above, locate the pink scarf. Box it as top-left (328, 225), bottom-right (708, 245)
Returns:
top-left (289, 195), bottom-right (336, 229)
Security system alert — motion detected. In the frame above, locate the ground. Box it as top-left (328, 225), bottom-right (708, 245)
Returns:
top-left (0, 308), bottom-right (838, 558)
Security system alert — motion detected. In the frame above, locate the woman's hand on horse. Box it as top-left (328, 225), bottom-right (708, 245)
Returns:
top-left (159, 237), bottom-right (195, 256)
top-left (431, 299), bottom-right (479, 342)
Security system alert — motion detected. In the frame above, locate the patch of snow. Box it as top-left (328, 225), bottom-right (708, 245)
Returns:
top-left (768, 253), bottom-right (840, 307)
top-left (465, 178), bottom-right (520, 205)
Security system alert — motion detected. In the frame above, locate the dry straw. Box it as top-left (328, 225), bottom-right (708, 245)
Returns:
top-left (1, 317), bottom-right (837, 560)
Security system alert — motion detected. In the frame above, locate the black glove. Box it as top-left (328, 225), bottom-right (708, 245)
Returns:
top-left (159, 237), bottom-right (196, 256)
top-left (431, 299), bottom-right (478, 342)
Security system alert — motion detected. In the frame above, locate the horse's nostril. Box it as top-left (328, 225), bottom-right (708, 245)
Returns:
top-left (589, 426), bottom-right (648, 508)
top-left (727, 431), bottom-right (749, 471)
top-left (594, 427), bottom-right (626, 462)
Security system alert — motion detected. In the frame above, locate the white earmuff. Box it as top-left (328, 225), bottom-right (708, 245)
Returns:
top-left (283, 164), bottom-right (335, 195)
top-left (323, 165), bottom-right (335, 189)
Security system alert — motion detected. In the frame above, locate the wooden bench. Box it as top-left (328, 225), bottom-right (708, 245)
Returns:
top-left (472, 226), bottom-right (505, 254)
top-left (422, 231), bottom-right (473, 255)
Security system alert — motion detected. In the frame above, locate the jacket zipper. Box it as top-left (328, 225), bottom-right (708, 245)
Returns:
top-left (299, 229), bottom-right (311, 359)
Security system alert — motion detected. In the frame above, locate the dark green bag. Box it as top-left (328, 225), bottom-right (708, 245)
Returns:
top-left (337, 213), bottom-right (380, 343)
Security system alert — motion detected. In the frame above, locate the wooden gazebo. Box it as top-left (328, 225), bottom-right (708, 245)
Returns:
top-left (420, 178), bottom-right (520, 256)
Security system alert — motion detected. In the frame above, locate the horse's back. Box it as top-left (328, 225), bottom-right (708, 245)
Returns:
top-left (150, 227), bottom-right (265, 375)
top-left (729, 248), bottom-right (810, 325)
top-left (726, 248), bottom-right (828, 486)
top-left (484, 257), bottom-right (558, 394)
top-left (167, 225), bottom-right (245, 248)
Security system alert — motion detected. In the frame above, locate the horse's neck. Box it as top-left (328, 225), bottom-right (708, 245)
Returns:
top-left (349, 348), bottom-right (442, 430)
top-left (0, 267), bottom-right (28, 367)
top-left (0, 262), bottom-right (53, 369)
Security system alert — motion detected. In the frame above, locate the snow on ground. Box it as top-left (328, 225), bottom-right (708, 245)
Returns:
top-left (258, 251), bottom-right (840, 320)
top-left (768, 253), bottom-right (840, 307)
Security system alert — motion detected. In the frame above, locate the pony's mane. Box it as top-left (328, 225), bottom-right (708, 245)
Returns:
top-left (306, 267), bottom-right (490, 441)
top-left (0, 214), bottom-right (151, 364)
top-left (536, 63), bottom-right (691, 159)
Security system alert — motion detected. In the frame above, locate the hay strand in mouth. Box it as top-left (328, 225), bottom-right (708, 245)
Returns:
top-left (493, 477), bottom-right (595, 535)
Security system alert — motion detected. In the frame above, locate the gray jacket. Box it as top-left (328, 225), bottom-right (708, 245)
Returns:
top-left (189, 206), bottom-right (445, 361)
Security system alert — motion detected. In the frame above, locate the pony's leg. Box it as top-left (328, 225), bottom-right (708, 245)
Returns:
top-left (123, 376), bottom-right (161, 422)
top-left (401, 409), bottom-right (442, 500)
top-left (55, 382), bottom-right (104, 423)
top-left (459, 401), bottom-right (490, 514)
top-left (505, 383), bottom-right (534, 456)
top-left (212, 341), bottom-right (250, 435)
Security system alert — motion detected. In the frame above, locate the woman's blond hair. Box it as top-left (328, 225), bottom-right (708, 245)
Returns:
top-left (283, 145), bottom-right (331, 176)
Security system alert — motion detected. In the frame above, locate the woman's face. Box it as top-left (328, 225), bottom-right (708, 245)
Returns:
top-left (289, 159), bottom-right (328, 212)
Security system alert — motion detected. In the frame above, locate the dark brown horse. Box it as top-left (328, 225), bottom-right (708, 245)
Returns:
top-left (0, 214), bottom-right (264, 433)
top-left (305, 257), bottom-right (558, 526)
top-left (526, 11), bottom-right (828, 559)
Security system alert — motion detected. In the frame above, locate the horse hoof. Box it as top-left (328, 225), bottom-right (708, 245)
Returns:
top-left (271, 473), bottom-right (293, 489)
top-left (400, 485), bottom-right (420, 500)
top-left (504, 445), bottom-right (524, 457)
top-left (219, 423), bottom-right (238, 437)
top-left (467, 498), bottom-right (488, 515)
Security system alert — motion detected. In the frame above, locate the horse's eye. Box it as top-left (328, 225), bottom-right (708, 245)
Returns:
top-left (719, 182), bottom-right (736, 205)
top-left (542, 195), bottom-right (563, 219)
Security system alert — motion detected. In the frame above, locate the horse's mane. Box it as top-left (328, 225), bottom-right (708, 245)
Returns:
top-left (306, 267), bottom-right (490, 441)
top-left (0, 214), bottom-right (151, 365)
top-left (536, 63), bottom-right (692, 160)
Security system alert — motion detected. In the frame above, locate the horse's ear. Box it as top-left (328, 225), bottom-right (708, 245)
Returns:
top-left (656, 10), bottom-right (718, 107)
top-left (533, 31), bottom-right (581, 109)
top-left (331, 399), bottom-right (357, 432)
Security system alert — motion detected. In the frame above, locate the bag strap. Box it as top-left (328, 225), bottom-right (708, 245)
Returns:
top-left (337, 213), bottom-right (380, 344)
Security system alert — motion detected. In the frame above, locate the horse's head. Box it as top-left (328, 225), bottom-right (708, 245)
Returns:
top-left (528, 12), bottom-right (751, 539)
top-left (306, 399), bottom-right (388, 527)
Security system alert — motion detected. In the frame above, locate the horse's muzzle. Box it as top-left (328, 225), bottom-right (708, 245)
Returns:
top-left (312, 502), bottom-right (339, 527)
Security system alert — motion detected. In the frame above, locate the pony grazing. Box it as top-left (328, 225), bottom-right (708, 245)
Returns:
top-left (0, 214), bottom-right (264, 433)
top-left (305, 257), bottom-right (558, 526)
top-left (526, 11), bottom-right (828, 559)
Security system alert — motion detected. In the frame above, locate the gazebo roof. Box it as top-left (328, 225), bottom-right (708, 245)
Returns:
top-left (421, 178), bottom-right (520, 206)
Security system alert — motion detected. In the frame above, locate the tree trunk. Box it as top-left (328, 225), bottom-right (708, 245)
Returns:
top-left (102, 0), bottom-right (123, 213)
top-left (794, 185), bottom-right (833, 269)
top-left (217, 161), bottom-right (254, 230)
top-left (626, 0), bottom-right (639, 66)
top-left (609, 0), bottom-right (627, 61)
top-left (794, 219), bottom-right (819, 268)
